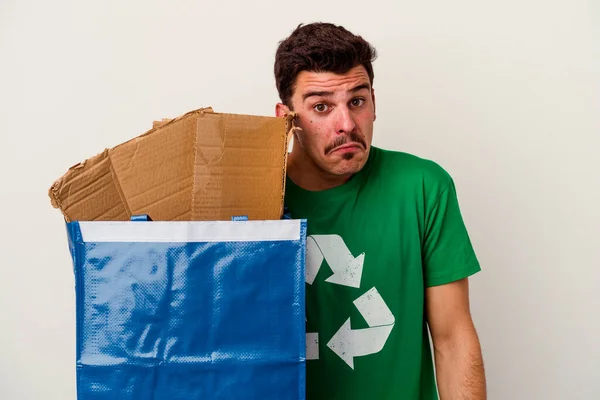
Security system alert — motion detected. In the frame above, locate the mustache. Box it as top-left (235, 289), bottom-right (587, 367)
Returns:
top-left (324, 132), bottom-right (366, 154)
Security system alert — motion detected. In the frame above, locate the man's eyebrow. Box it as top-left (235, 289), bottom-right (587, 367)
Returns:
top-left (302, 90), bottom-right (333, 102)
top-left (350, 83), bottom-right (371, 93)
top-left (301, 83), bottom-right (371, 102)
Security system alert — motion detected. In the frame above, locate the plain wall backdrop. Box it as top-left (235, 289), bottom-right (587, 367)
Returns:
top-left (1, 0), bottom-right (599, 399)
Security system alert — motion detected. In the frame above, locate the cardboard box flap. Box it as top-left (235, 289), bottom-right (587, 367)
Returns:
top-left (48, 150), bottom-right (131, 221)
top-left (49, 107), bottom-right (294, 222)
top-left (109, 112), bottom-right (197, 221)
top-left (193, 113), bottom-right (290, 221)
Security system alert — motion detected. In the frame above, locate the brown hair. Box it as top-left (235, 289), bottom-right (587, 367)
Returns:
top-left (274, 22), bottom-right (377, 107)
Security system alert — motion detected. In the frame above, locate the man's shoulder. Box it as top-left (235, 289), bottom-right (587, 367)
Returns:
top-left (370, 146), bottom-right (452, 188)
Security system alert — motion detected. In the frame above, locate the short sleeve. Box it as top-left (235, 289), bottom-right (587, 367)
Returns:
top-left (422, 178), bottom-right (481, 287)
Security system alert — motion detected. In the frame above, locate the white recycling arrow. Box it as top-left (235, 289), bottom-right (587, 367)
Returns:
top-left (305, 234), bottom-right (365, 288)
top-left (327, 287), bottom-right (395, 369)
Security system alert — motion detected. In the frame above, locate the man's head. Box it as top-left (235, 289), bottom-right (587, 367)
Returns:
top-left (274, 23), bottom-right (378, 188)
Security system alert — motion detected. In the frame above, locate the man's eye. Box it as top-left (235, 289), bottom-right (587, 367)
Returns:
top-left (314, 104), bottom-right (328, 112)
top-left (351, 98), bottom-right (365, 107)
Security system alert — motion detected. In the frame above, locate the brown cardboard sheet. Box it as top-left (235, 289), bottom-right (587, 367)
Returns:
top-left (49, 107), bottom-right (294, 221)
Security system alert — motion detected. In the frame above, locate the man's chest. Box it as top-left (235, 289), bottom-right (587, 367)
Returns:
top-left (302, 203), bottom-right (425, 328)
top-left (301, 200), bottom-right (423, 286)
top-left (302, 212), bottom-right (427, 382)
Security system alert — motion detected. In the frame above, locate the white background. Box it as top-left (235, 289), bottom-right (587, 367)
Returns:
top-left (1, 0), bottom-right (599, 399)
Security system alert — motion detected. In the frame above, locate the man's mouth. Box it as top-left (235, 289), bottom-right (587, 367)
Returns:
top-left (329, 142), bottom-right (364, 154)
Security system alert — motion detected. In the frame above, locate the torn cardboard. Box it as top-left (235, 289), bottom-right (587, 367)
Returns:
top-left (49, 107), bottom-right (295, 222)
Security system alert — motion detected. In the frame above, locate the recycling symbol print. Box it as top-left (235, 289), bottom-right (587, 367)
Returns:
top-left (305, 234), bottom-right (395, 370)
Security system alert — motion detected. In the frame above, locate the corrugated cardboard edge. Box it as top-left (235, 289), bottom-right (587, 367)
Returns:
top-left (48, 107), bottom-right (215, 221)
top-left (152, 119), bottom-right (171, 129)
top-left (281, 111), bottom-right (299, 217)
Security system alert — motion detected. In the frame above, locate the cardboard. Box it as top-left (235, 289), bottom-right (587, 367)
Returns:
top-left (49, 107), bottom-right (295, 222)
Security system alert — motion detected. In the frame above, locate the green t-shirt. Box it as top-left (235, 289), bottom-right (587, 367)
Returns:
top-left (284, 146), bottom-right (481, 400)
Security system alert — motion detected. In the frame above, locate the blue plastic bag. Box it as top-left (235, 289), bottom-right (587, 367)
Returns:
top-left (66, 219), bottom-right (307, 399)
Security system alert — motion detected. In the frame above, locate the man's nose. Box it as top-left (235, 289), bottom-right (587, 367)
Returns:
top-left (334, 106), bottom-right (357, 134)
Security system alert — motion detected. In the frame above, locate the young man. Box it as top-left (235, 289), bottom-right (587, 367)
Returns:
top-left (274, 23), bottom-right (486, 399)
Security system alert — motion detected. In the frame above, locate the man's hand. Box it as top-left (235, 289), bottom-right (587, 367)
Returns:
top-left (426, 278), bottom-right (486, 399)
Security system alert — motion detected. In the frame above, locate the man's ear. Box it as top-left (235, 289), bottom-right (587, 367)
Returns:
top-left (275, 103), bottom-right (290, 117)
top-left (371, 88), bottom-right (377, 121)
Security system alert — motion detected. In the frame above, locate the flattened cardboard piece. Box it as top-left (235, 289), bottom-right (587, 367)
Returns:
top-left (48, 150), bottom-right (131, 222)
top-left (193, 112), bottom-right (290, 221)
top-left (49, 107), bottom-right (295, 222)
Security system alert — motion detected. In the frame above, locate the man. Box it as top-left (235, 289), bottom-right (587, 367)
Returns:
top-left (274, 23), bottom-right (486, 399)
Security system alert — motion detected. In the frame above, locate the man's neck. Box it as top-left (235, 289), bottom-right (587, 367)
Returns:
top-left (286, 150), bottom-right (351, 191)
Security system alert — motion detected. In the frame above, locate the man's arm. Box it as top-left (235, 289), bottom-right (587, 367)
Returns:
top-left (426, 277), bottom-right (486, 400)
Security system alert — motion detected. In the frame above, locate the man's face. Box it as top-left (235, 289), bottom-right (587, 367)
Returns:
top-left (276, 65), bottom-right (376, 178)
